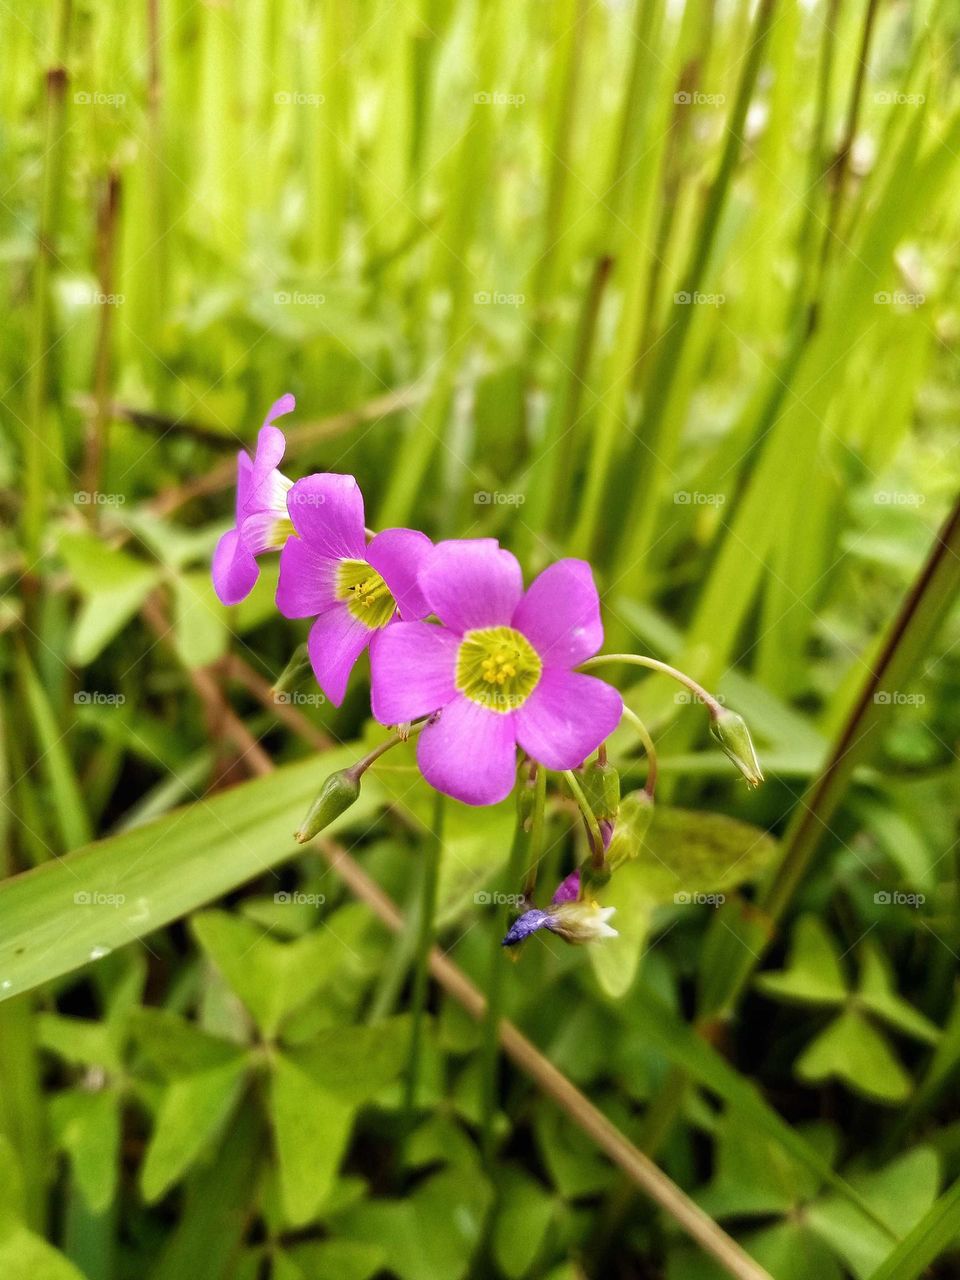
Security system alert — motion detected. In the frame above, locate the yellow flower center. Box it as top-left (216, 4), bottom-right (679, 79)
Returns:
top-left (336, 559), bottom-right (397, 629)
top-left (455, 626), bottom-right (542, 713)
top-left (268, 516), bottom-right (295, 548)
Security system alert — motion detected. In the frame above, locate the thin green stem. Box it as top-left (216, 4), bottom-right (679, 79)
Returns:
top-left (562, 769), bottom-right (604, 866)
top-left (522, 764), bottom-right (548, 901)
top-left (620, 705), bottom-right (659, 797)
top-left (353, 718), bottom-right (429, 779)
top-left (581, 653), bottom-right (724, 718)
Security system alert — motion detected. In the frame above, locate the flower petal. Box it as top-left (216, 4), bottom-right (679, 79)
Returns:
top-left (512, 559), bottom-right (604, 668)
top-left (515, 669), bottom-right (622, 771)
top-left (286, 474), bottom-right (367, 559)
top-left (551, 869), bottom-right (581, 904)
top-left (420, 539), bottom-right (523, 634)
top-left (306, 605), bottom-right (372, 706)
top-left (251, 423), bottom-right (286, 479)
top-left (417, 694), bottom-right (518, 806)
top-left (502, 909), bottom-right (554, 947)
top-left (264, 392), bottom-right (296, 427)
top-left (233, 450), bottom-right (253, 522)
top-left (369, 622), bottom-right (459, 724)
top-left (366, 528), bottom-right (433, 621)
top-left (276, 536), bottom-right (339, 618)
top-left (212, 528), bottom-right (259, 605)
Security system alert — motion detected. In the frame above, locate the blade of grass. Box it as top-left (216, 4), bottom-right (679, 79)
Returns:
top-left (700, 488), bottom-right (960, 1020)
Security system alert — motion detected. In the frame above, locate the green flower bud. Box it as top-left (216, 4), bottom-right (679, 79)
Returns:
top-left (605, 791), bottom-right (654, 870)
top-left (582, 759), bottom-right (620, 823)
top-left (295, 769), bottom-right (361, 843)
top-left (709, 708), bottom-right (764, 788)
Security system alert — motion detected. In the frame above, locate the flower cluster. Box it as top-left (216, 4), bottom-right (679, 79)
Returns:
top-left (215, 398), bottom-right (764, 952)
top-left (213, 396), bottom-right (622, 808)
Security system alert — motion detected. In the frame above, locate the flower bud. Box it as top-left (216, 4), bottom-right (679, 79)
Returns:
top-left (709, 708), bottom-right (764, 788)
top-left (582, 759), bottom-right (620, 823)
top-left (295, 768), bottom-right (361, 843)
top-left (605, 791), bottom-right (654, 869)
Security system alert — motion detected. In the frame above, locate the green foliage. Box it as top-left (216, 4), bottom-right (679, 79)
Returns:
top-left (590, 805), bottom-right (777, 997)
top-left (759, 916), bottom-right (940, 1104)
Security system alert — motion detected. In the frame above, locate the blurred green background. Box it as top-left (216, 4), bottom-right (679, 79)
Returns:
top-left (3, 0), bottom-right (960, 1277)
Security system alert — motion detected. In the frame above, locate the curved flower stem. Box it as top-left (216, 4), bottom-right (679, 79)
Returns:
top-left (562, 769), bottom-right (605, 867)
top-left (402, 790), bottom-right (444, 1124)
top-left (352, 717), bottom-right (429, 780)
top-left (581, 653), bottom-right (724, 717)
top-left (620, 704), bottom-right (658, 798)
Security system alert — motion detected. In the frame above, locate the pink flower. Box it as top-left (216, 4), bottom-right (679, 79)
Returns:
top-left (212, 394), bottom-right (297, 605)
top-left (370, 540), bottom-right (623, 805)
top-left (276, 474), bottom-right (433, 706)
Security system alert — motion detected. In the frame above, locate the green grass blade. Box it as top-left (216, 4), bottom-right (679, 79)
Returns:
top-left (0, 746), bottom-right (382, 1004)
top-left (865, 1175), bottom-right (960, 1280)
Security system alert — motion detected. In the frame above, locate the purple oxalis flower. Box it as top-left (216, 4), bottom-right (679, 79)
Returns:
top-left (212, 394), bottom-right (297, 606)
top-left (370, 539), bottom-right (622, 805)
top-left (276, 474), bottom-right (433, 706)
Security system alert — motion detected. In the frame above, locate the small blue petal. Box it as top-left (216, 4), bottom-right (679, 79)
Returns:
top-left (501, 909), bottom-right (554, 947)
